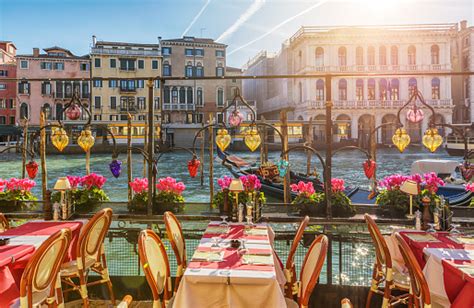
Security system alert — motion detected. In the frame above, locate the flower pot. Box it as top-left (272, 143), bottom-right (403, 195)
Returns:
top-left (153, 202), bottom-right (184, 214)
top-left (0, 200), bottom-right (22, 212)
top-left (74, 201), bottom-right (101, 214)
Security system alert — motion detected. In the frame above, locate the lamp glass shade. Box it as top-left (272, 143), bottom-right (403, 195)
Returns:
top-left (228, 178), bottom-right (244, 192)
top-left (392, 128), bottom-right (411, 153)
top-left (215, 129), bottom-right (231, 152)
top-left (244, 128), bottom-right (261, 152)
top-left (54, 177), bottom-right (71, 191)
top-left (422, 128), bottom-right (443, 153)
top-left (77, 129), bottom-right (95, 152)
top-left (400, 180), bottom-right (419, 195)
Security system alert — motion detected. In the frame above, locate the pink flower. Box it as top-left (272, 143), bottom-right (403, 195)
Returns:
top-left (423, 172), bottom-right (444, 194)
top-left (5, 178), bottom-right (36, 192)
top-left (0, 179), bottom-right (6, 192)
top-left (239, 175), bottom-right (262, 192)
top-left (465, 183), bottom-right (474, 193)
top-left (156, 177), bottom-right (185, 196)
top-left (81, 173), bottom-right (107, 189)
top-left (66, 176), bottom-right (83, 189)
top-left (379, 174), bottom-right (409, 190)
top-left (331, 178), bottom-right (345, 193)
top-left (291, 181), bottom-right (315, 197)
top-left (130, 178), bottom-right (148, 194)
top-left (217, 176), bottom-right (232, 191)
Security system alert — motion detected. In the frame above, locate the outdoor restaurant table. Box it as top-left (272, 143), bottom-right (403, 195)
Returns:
top-left (0, 220), bottom-right (83, 307)
top-left (388, 230), bottom-right (474, 308)
top-left (172, 222), bottom-right (287, 308)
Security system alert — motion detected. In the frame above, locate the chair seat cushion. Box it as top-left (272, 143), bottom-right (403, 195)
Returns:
top-left (285, 297), bottom-right (299, 308)
top-left (393, 268), bottom-right (410, 290)
top-left (60, 256), bottom-right (97, 276)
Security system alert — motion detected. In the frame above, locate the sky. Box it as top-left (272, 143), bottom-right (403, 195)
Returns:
top-left (0, 0), bottom-right (473, 67)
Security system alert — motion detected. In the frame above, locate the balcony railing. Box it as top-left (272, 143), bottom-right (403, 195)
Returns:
top-left (163, 104), bottom-right (196, 111)
top-left (91, 47), bottom-right (160, 57)
top-left (297, 63), bottom-right (452, 74)
top-left (120, 87), bottom-right (137, 93)
top-left (301, 99), bottom-right (453, 110)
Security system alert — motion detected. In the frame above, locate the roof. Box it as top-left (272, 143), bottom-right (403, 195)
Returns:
top-left (95, 41), bottom-right (160, 48)
top-left (0, 41), bottom-right (17, 50)
top-left (161, 37), bottom-right (226, 47)
top-left (43, 46), bottom-right (74, 56)
top-left (16, 54), bottom-right (89, 60)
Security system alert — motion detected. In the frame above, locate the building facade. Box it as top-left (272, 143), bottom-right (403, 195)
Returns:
top-left (0, 41), bottom-right (17, 126)
top-left (455, 20), bottom-right (474, 123)
top-left (225, 66), bottom-right (257, 122)
top-left (16, 47), bottom-right (90, 126)
top-left (243, 23), bottom-right (461, 144)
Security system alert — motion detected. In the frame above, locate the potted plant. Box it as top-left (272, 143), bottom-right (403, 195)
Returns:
top-left (376, 174), bottom-right (411, 218)
top-left (290, 181), bottom-right (323, 216)
top-left (0, 178), bottom-right (37, 212)
top-left (128, 177), bottom-right (149, 213)
top-left (325, 178), bottom-right (356, 218)
top-left (154, 177), bottom-right (185, 214)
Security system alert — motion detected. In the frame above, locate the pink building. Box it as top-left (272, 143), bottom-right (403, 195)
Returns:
top-left (16, 47), bottom-right (90, 126)
top-left (0, 41), bottom-right (17, 126)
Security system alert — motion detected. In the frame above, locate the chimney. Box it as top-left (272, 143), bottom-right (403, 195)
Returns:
top-left (33, 48), bottom-right (39, 57)
top-left (92, 35), bottom-right (97, 47)
top-left (460, 20), bottom-right (467, 30)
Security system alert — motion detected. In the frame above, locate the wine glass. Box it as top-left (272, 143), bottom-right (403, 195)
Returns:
top-left (450, 224), bottom-right (461, 235)
top-left (426, 223), bottom-right (436, 233)
top-left (211, 236), bottom-right (220, 248)
top-left (220, 215), bottom-right (228, 225)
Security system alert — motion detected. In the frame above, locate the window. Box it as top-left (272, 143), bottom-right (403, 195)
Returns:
top-left (40, 62), bottom-right (52, 70)
top-left (65, 82), bottom-right (73, 98)
top-left (20, 60), bottom-right (28, 69)
top-left (109, 79), bottom-right (117, 88)
top-left (186, 113), bottom-right (193, 124)
top-left (53, 62), bottom-right (64, 70)
top-left (42, 103), bottom-right (51, 120)
top-left (0, 117), bottom-right (5, 125)
top-left (217, 113), bottom-right (224, 123)
top-left (0, 70), bottom-right (7, 77)
top-left (379, 79), bottom-right (388, 101)
top-left (196, 63), bottom-right (204, 77)
top-left (0, 100), bottom-right (5, 108)
top-left (356, 79), bottom-right (364, 101)
top-left (137, 97), bottom-right (146, 109)
top-left (162, 47), bottom-right (171, 55)
top-left (379, 46), bottom-right (387, 65)
top-left (9, 117), bottom-right (14, 125)
top-left (138, 59), bottom-right (144, 69)
top-left (217, 88), bottom-right (224, 106)
top-left (94, 96), bottom-right (101, 109)
top-left (316, 79), bottom-right (324, 101)
top-left (391, 46), bottom-right (398, 65)
top-left (93, 79), bottom-right (102, 88)
top-left (185, 62), bottom-right (193, 77)
top-left (120, 96), bottom-right (135, 111)
top-left (172, 87), bottom-right (178, 103)
top-left (110, 96), bottom-right (117, 109)
top-left (367, 46), bottom-right (375, 66)
top-left (408, 45), bottom-right (416, 65)
top-left (390, 79), bottom-right (399, 100)
top-left (216, 50), bottom-right (225, 57)
top-left (431, 78), bottom-right (440, 99)
top-left (8, 99), bottom-right (15, 109)
top-left (80, 63), bottom-right (89, 71)
top-left (216, 65), bottom-right (224, 77)
top-left (110, 59), bottom-right (116, 68)
top-left (152, 60), bottom-right (159, 70)
top-left (408, 78), bottom-right (417, 97)
top-left (338, 47), bottom-right (347, 66)
top-left (163, 62), bottom-right (171, 76)
top-left (55, 104), bottom-right (63, 121)
top-left (120, 80), bottom-right (136, 91)
top-left (197, 87), bottom-right (203, 106)
top-left (41, 82), bottom-right (52, 95)
top-left (179, 87), bottom-right (186, 104)
top-left (355, 46), bottom-right (363, 65)
top-left (120, 59), bottom-right (135, 70)
top-left (338, 79), bottom-right (347, 100)
top-left (154, 80), bottom-right (160, 88)
top-left (185, 49), bottom-right (194, 56)
top-left (18, 82), bottom-right (30, 94)
top-left (315, 47), bottom-right (324, 66)
top-left (93, 115), bottom-right (102, 121)
top-left (154, 97), bottom-right (160, 110)
top-left (82, 83), bottom-right (89, 98)
top-left (163, 113), bottom-right (170, 123)
top-left (368, 79), bottom-right (375, 100)
top-left (20, 103), bottom-right (28, 119)
top-left (196, 113), bottom-right (203, 123)
top-left (94, 58), bottom-right (101, 68)
top-left (431, 45), bottom-right (439, 65)
top-left (164, 86), bottom-right (170, 103)
top-left (187, 87), bottom-right (193, 104)
top-left (0, 84), bottom-right (6, 90)
top-left (195, 49), bottom-right (204, 56)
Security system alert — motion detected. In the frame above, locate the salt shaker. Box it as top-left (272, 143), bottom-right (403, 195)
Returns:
top-left (415, 210), bottom-right (422, 230)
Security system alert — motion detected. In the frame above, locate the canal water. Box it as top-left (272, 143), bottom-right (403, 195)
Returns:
top-left (0, 146), bottom-right (460, 202)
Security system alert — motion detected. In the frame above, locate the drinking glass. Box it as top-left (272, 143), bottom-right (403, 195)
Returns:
top-left (426, 223), bottom-right (436, 233)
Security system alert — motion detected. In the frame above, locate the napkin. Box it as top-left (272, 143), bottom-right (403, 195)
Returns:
top-left (448, 236), bottom-right (474, 245)
top-left (244, 228), bottom-right (268, 236)
top-left (192, 251), bottom-right (224, 262)
top-left (205, 226), bottom-right (229, 235)
top-left (241, 254), bottom-right (273, 265)
top-left (405, 233), bottom-right (440, 243)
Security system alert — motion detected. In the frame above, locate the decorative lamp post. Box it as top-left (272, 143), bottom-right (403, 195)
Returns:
top-left (216, 128), bottom-right (231, 152)
top-left (244, 127), bottom-right (261, 152)
top-left (392, 128), bottom-right (411, 153)
top-left (77, 129), bottom-right (95, 152)
top-left (54, 177), bottom-right (71, 220)
top-left (422, 128), bottom-right (443, 153)
top-left (51, 127), bottom-right (69, 152)
top-left (400, 179), bottom-right (419, 219)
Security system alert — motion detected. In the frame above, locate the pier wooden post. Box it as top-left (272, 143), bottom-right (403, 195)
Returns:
top-left (21, 120), bottom-right (28, 179)
top-left (127, 113), bottom-right (133, 204)
top-left (280, 110), bottom-right (290, 204)
top-left (146, 79), bottom-right (154, 216)
top-left (306, 118), bottom-right (314, 175)
top-left (200, 123), bottom-right (205, 186)
top-left (40, 112), bottom-right (47, 201)
top-left (208, 113), bottom-right (214, 205)
top-left (325, 76), bottom-right (333, 218)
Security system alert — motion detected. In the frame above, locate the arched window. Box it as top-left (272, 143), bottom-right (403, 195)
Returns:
top-left (367, 46), bottom-right (375, 66)
top-left (368, 79), bottom-right (375, 100)
top-left (316, 79), bottom-right (324, 100)
top-left (163, 61), bottom-right (171, 76)
top-left (196, 63), bottom-right (203, 77)
top-left (42, 103), bottom-right (51, 120)
top-left (217, 88), bottom-right (224, 106)
top-left (298, 50), bottom-right (303, 69)
top-left (171, 86), bottom-right (178, 103)
top-left (164, 86), bottom-right (170, 104)
top-left (20, 103), bottom-right (28, 119)
top-left (185, 61), bottom-right (193, 77)
top-left (197, 87), bottom-right (203, 106)
top-left (356, 79), bottom-right (364, 101)
top-left (379, 79), bottom-right (388, 101)
top-left (431, 78), bottom-right (440, 99)
top-left (298, 82), bottom-right (303, 102)
top-left (391, 46), bottom-right (398, 65)
top-left (315, 47), bottom-right (324, 66)
top-left (338, 47), bottom-right (347, 66)
top-left (187, 87), bottom-right (193, 104)
top-left (408, 78), bottom-right (417, 97)
top-left (390, 79), bottom-right (399, 100)
top-left (179, 87), bottom-right (186, 104)
top-left (356, 46), bottom-right (363, 66)
top-left (431, 45), bottom-right (440, 65)
top-left (338, 79), bottom-right (347, 101)
top-left (379, 46), bottom-right (387, 65)
top-left (408, 45), bottom-right (416, 65)
top-left (55, 103), bottom-right (63, 120)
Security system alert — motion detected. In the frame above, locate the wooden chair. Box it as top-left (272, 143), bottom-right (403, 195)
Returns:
top-left (365, 214), bottom-right (410, 307)
top-left (395, 233), bottom-right (432, 308)
top-left (117, 295), bottom-right (133, 308)
top-left (19, 228), bottom-right (72, 308)
top-left (0, 212), bottom-right (10, 232)
top-left (138, 229), bottom-right (173, 308)
top-left (163, 211), bottom-right (186, 291)
top-left (61, 208), bottom-right (115, 307)
top-left (341, 298), bottom-right (353, 308)
top-left (285, 234), bottom-right (328, 308)
top-left (285, 215), bottom-right (310, 298)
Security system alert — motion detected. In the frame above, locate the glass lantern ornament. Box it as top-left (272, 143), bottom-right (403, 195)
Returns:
top-left (25, 160), bottom-right (39, 179)
top-left (77, 129), bottom-right (95, 152)
top-left (422, 128), bottom-right (443, 153)
top-left (187, 157), bottom-right (201, 178)
top-left (109, 159), bottom-right (122, 178)
top-left (65, 103), bottom-right (82, 120)
top-left (276, 159), bottom-right (289, 177)
top-left (363, 159), bottom-right (376, 179)
top-left (216, 128), bottom-right (231, 152)
top-left (51, 127), bottom-right (69, 152)
top-left (244, 128), bottom-right (261, 152)
top-left (228, 110), bottom-right (244, 127)
top-left (392, 128), bottom-right (411, 153)
top-left (406, 106), bottom-right (424, 123)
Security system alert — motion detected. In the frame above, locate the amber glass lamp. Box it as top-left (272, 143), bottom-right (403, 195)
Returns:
top-left (392, 128), bottom-right (411, 153)
top-left (244, 128), bottom-right (261, 152)
top-left (422, 128), bottom-right (443, 153)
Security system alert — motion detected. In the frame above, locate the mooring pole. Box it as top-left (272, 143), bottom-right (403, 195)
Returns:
top-left (208, 113), bottom-right (214, 205)
top-left (39, 112), bottom-right (47, 201)
top-left (146, 78), bottom-right (154, 216)
top-left (280, 110), bottom-right (290, 204)
top-left (325, 75), bottom-right (333, 218)
top-left (306, 117), bottom-right (313, 176)
top-left (127, 113), bottom-right (133, 204)
top-left (21, 120), bottom-right (28, 179)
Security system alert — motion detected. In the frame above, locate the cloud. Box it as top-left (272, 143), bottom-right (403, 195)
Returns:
top-left (228, 0), bottom-right (330, 55)
top-left (182, 0), bottom-right (212, 37)
top-left (216, 0), bottom-right (266, 42)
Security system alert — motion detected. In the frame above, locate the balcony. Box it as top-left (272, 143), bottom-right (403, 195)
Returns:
top-left (120, 87), bottom-right (137, 93)
top-left (296, 63), bottom-right (452, 74)
top-left (300, 99), bottom-right (453, 110)
top-left (163, 104), bottom-right (196, 111)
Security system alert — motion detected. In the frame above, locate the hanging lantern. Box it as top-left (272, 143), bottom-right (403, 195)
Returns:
top-left (363, 159), bottom-right (376, 179)
top-left (392, 128), bottom-right (411, 153)
top-left (244, 128), bottom-right (261, 152)
top-left (228, 110), bottom-right (244, 127)
top-left (460, 161), bottom-right (474, 182)
top-left (422, 128), bottom-right (443, 153)
top-left (215, 128), bottom-right (231, 152)
top-left (406, 106), bottom-right (424, 123)
top-left (65, 103), bottom-right (82, 120)
top-left (276, 159), bottom-right (289, 177)
top-left (109, 159), bottom-right (122, 178)
top-left (51, 127), bottom-right (69, 152)
top-left (77, 129), bottom-right (95, 152)
top-left (25, 160), bottom-right (39, 179)
top-left (187, 157), bottom-right (201, 178)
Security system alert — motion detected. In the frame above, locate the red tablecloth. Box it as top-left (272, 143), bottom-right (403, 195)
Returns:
top-left (0, 221), bottom-right (83, 307)
top-left (399, 231), bottom-right (474, 307)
